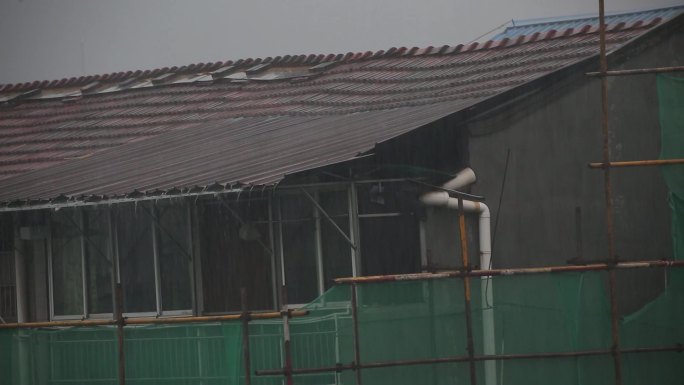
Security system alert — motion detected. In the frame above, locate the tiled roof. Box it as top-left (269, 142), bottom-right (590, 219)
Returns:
top-left (0, 10), bottom-right (678, 208)
top-left (494, 5), bottom-right (684, 40)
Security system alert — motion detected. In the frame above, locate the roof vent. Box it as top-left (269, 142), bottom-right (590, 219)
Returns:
top-left (151, 73), bottom-right (176, 85)
top-left (211, 65), bottom-right (236, 79)
top-left (245, 63), bottom-right (272, 75)
top-left (118, 77), bottom-right (139, 89)
top-left (81, 81), bottom-right (100, 93)
top-left (61, 96), bottom-right (82, 104)
top-left (309, 61), bottom-right (339, 72)
top-left (9, 89), bottom-right (41, 102)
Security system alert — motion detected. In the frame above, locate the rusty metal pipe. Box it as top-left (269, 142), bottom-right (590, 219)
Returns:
top-left (608, 269), bottom-right (624, 384)
top-left (597, 0), bottom-right (623, 382)
top-left (0, 310), bottom-right (309, 329)
top-left (115, 283), bottom-right (125, 385)
top-left (586, 66), bottom-right (684, 77)
top-left (351, 284), bottom-right (363, 385)
top-left (255, 344), bottom-right (684, 376)
top-left (457, 198), bottom-right (478, 385)
top-left (241, 288), bottom-right (252, 385)
top-left (281, 286), bottom-right (294, 385)
top-left (334, 259), bottom-right (684, 284)
top-left (588, 159), bottom-right (684, 168)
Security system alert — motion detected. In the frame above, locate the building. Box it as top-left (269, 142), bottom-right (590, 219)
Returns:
top-left (0, 6), bottom-right (683, 384)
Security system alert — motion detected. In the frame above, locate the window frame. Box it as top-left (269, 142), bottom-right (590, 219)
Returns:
top-left (114, 202), bottom-right (194, 318)
top-left (44, 179), bottom-right (418, 319)
top-left (355, 180), bottom-right (422, 277)
top-left (47, 202), bottom-right (195, 320)
top-left (48, 209), bottom-right (88, 320)
top-left (276, 184), bottom-right (359, 308)
top-left (196, 197), bottom-right (277, 315)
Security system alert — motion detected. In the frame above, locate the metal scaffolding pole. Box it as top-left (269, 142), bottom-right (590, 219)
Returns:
top-left (457, 197), bottom-right (478, 385)
top-left (351, 284), bottom-right (363, 385)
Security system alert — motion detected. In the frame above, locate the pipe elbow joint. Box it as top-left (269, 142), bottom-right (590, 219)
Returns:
top-left (420, 191), bottom-right (451, 207)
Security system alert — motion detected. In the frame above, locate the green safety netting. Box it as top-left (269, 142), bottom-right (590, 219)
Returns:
top-left (2, 269), bottom-right (682, 385)
top-left (658, 74), bottom-right (684, 263)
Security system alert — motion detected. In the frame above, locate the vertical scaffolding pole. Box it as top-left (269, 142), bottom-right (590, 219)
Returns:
top-left (458, 198), bottom-right (478, 385)
top-left (351, 283), bottom-right (363, 385)
top-left (241, 288), bottom-right (252, 385)
top-left (597, 0), bottom-right (616, 264)
top-left (281, 286), bottom-right (294, 385)
top-left (597, 1), bottom-right (624, 384)
top-left (115, 283), bottom-right (126, 385)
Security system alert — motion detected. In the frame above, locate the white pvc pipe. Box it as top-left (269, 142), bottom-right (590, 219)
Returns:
top-left (442, 167), bottom-right (477, 191)
top-left (420, 169), bottom-right (496, 385)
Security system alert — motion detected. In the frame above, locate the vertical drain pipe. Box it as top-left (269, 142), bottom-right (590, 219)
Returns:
top-left (420, 168), bottom-right (496, 385)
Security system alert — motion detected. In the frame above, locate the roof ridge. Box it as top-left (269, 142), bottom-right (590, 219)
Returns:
top-left (0, 15), bottom-right (663, 96)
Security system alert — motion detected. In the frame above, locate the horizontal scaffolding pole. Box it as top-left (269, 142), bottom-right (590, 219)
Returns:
top-left (255, 344), bottom-right (684, 376)
top-left (334, 259), bottom-right (684, 284)
top-left (0, 310), bottom-right (309, 330)
top-left (588, 159), bottom-right (684, 169)
top-left (586, 66), bottom-right (684, 77)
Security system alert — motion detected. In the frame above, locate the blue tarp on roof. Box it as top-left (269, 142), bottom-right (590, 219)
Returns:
top-left (494, 5), bottom-right (684, 40)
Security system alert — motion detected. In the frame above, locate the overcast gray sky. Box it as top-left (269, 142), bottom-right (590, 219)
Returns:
top-left (0, 0), bottom-right (681, 84)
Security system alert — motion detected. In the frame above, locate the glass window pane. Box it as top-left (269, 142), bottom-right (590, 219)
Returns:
top-left (0, 214), bottom-right (16, 321)
top-left (200, 199), bottom-right (274, 312)
top-left (281, 193), bottom-right (318, 304)
top-left (156, 202), bottom-right (192, 311)
top-left (116, 204), bottom-right (156, 313)
top-left (319, 190), bottom-right (353, 289)
top-left (51, 209), bottom-right (83, 316)
top-left (84, 208), bottom-right (113, 314)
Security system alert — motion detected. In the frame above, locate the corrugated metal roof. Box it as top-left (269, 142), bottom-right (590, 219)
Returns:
top-left (494, 5), bottom-right (684, 40)
top-left (0, 8), bottom-right (678, 208)
top-left (0, 101), bottom-right (475, 205)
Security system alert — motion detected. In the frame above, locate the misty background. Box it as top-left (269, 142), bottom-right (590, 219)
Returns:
top-left (0, 0), bottom-right (680, 85)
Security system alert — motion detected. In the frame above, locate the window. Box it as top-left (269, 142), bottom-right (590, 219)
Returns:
top-left (156, 202), bottom-right (193, 311)
top-left (116, 204), bottom-right (157, 314)
top-left (357, 182), bottom-right (421, 276)
top-left (50, 209), bottom-right (84, 317)
top-left (200, 198), bottom-right (274, 312)
top-left (280, 193), bottom-right (319, 304)
top-left (50, 208), bottom-right (113, 318)
top-left (319, 190), bottom-right (353, 289)
top-left (0, 214), bottom-right (16, 321)
top-left (48, 201), bottom-right (193, 319)
top-left (114, 202), bottom-right (193, 315)
top-left (84, 207), bottom-right (113, 315)
top-left (278, 188), bottom-right (355, 305)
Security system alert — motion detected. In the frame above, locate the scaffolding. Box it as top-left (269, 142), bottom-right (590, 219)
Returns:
top-left (1, 2), bottom-right (684, 385)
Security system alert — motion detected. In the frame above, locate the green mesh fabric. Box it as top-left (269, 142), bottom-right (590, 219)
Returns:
top-left (614, 74), bottom-right (684, 385)
top-left (2, 270), bottom-right (683, 385)
top-left (0, 323), bottom-right (242, 385)
top-left (658, 74), bottom-right (684, 263)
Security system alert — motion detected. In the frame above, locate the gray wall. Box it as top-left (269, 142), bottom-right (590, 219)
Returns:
top-left (462, 22), bottom-right (684, 312)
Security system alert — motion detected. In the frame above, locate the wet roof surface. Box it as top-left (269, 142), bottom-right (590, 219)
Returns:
top-left (0, 8), bottom-right (677, 207)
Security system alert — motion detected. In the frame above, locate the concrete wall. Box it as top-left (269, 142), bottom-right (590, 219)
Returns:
top-left (461, 22), bottom-right (684, 313)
